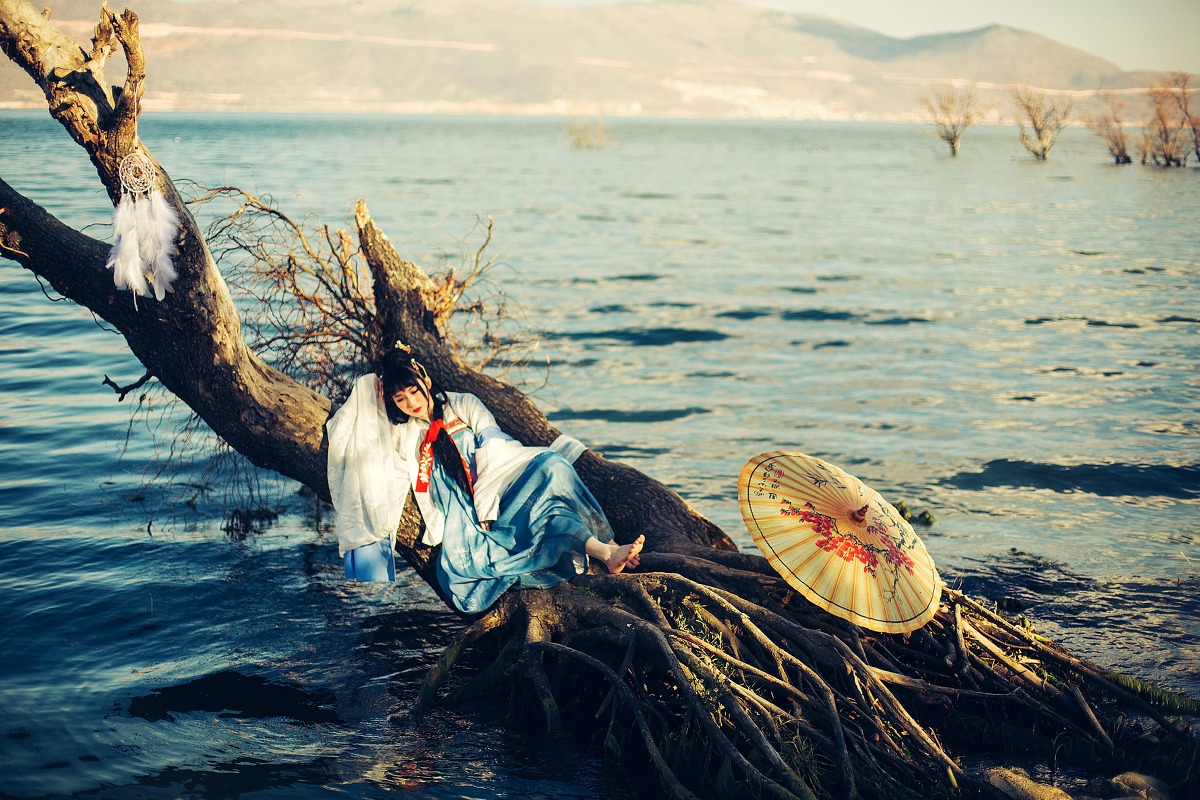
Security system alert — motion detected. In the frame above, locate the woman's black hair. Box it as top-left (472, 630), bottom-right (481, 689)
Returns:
top-left (379, 349), bottom-right (432, 425)
top-left (378, 349), bottom-right (474, 498)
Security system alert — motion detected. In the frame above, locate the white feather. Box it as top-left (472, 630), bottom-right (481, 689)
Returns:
top-left (104, 193), bottom-right (134, 279)
top-left (147, 191), bottom-right (180, 301)
top-left (135, 191), bottom-right (158, 263)
top-left (106, 195), bottom-right (150, 299)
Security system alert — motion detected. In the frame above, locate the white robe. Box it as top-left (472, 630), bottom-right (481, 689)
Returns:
top-left (326, 374), bottom-right (586, 556)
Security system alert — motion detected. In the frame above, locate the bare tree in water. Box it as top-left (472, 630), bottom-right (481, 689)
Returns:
top-left (1087, 93), bottom-right (1133, 164)
top-left (2, 3), bottom-right (1198, 799)
top-left (1166, 72), bottom-right (1200, 163)
top-left (920, 83), bottom-right (986, 156)
top-left (1141, 72), bottom-right (1197, 167)
top-left (1010, 83), bottom-right (1073, 160)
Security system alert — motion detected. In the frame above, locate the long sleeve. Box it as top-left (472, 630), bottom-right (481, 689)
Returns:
top-left (450, 393), bottom-right (516, 523)
top-left (327, 375), bottom-right (409, 556)
top-left (445, 393), bottom-right (589, 525)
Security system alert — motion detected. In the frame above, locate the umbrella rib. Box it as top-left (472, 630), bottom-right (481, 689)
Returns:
top-left (739, 450), bottom-right (941, 634)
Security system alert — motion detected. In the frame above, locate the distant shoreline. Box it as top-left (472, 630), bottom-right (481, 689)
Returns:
top-left (0, 99), bottom-right (920, 122)
top-left (0, 103), bottom-right (1105, 128)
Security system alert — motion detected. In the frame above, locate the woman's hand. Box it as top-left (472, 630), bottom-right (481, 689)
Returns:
top-left (480, 521), bottom-right (493, 531)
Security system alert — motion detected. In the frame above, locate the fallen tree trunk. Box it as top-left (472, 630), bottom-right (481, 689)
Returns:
top-left (2, 4), bottom-right (1196, 799)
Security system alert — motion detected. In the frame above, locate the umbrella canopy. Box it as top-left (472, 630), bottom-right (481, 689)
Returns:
top-left (737, 451), bottom-right (942, 634)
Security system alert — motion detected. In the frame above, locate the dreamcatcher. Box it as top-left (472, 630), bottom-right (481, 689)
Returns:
top-left (105, 149), bottom-right (180, 305)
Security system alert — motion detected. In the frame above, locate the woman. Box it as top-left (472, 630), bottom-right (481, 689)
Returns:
top-left (327, 346), bottom-right (643, 614)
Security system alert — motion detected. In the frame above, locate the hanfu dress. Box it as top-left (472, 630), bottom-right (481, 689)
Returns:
top-left (427, 419), bottom-right (613, 614)
top-left (326, 376), bottom-right (614, 615)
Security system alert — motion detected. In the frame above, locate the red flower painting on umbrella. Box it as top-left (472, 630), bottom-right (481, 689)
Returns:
top-left (738, 451), bottom-right (942, 634)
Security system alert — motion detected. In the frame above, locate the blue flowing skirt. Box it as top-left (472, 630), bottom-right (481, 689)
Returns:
top-left (436, 451), bottom-right (613, 614)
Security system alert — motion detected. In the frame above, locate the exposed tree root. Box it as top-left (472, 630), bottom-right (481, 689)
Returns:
top-left (418, 569), bottom-right (1199, 800)
top-left (415, 600), bottom-right (513, 713)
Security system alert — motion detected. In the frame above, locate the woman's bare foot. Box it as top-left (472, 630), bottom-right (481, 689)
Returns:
top-left (597, 535), bottom-right (644, 574)
top-left (585, 535), bottom-right (645, 573)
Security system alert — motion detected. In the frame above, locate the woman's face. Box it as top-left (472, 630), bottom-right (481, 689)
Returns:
top-left (391, 380), bottom-right (431, 421)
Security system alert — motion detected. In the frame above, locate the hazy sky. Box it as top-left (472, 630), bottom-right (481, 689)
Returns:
top-left (535, 0), bottom-right (1200, 74)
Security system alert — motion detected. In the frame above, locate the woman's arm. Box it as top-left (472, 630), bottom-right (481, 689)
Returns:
top-left (451, 393), bottom-right (528, 524)
top-left (327, 374), bottom-right (409, 555)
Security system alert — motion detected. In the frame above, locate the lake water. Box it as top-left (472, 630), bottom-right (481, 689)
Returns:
top-left (1, 112), bottom-right (1197, 799)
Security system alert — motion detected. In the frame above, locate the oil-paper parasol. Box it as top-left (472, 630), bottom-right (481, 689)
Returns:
top-left (737, 451), bottom-right (942, 634)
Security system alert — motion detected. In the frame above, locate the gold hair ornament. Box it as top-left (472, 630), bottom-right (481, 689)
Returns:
top-left (391, 342), bottom-right (430, 381)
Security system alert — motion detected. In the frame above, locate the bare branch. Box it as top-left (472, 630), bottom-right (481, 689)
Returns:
top-left (1011, 83), bottom-right (1072, 160)
top-left (102, 370), bottom-right (153, 401)
top-left (1087, 93), bottom-right (1133, 164)
top-left (1141, 72), bottom-right (1194, 167)
top-left (920, 83), bottom-right (986, 156)
top-left (106, 5), bottom-right (145, 147)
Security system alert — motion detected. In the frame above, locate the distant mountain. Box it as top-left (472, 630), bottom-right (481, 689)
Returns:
top-left (0, 0), bottom-right (1181, 120)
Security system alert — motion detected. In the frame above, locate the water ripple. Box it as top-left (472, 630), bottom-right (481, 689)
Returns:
top-left (943, 459), bottom-right (1200, 499)
top-left (548, 407), bottom-right (711, 423)
top-left (550, 327), bottom-right (729, 346)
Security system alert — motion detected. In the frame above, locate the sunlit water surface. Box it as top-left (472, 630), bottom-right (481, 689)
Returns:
top-left (1, 112), bottom-right (1197, 799)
